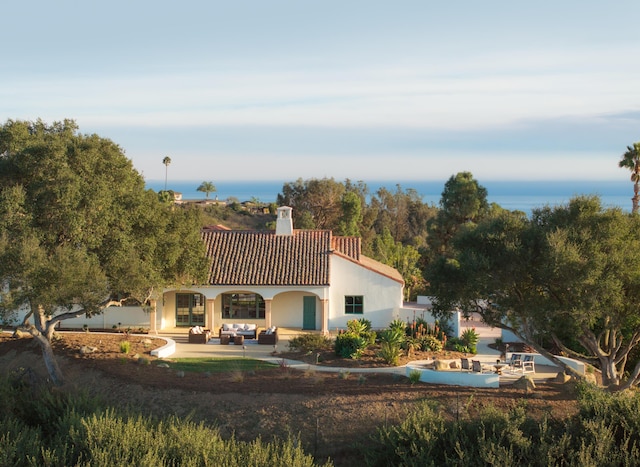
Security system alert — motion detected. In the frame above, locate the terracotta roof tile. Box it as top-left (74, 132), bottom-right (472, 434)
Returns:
top-left (201, 230), bottom-right (331, 286)
top-left (331, 236), bottom-right (360, 260)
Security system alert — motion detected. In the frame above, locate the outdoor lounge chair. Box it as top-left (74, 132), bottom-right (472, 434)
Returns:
top-left (521, 354), bottom-right (535, 374)
top-left (472, 360), bottom-right (487, 373)
top-left (258, 327), bottom-right (278, 345)
top-left (188, 327), bottom-right (211, 344)
top-left (509, 353), bottom-right (522, 371)
top-left (461, 358), bottom-right (471, 371)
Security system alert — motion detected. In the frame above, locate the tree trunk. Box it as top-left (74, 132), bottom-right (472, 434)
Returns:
top-left (35, 333), bottom-right (65, 386)
top-left (598, 356), bottom-right (619, 388)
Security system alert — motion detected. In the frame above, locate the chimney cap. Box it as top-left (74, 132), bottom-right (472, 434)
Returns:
top-left (276, 206), bottom-right (294, 235)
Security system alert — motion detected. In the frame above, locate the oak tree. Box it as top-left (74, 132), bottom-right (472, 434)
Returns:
top-left (0, 120), bottom-right (208, 385)
top-left (428, 196), bottom-right (640, 389)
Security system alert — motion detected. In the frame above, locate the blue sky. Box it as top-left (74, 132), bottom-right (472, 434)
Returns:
top-left (3, 1), bottom-right (640, 182)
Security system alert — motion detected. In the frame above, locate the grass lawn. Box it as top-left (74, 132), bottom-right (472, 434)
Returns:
top-left (167, 358), bottom-right (278, 373)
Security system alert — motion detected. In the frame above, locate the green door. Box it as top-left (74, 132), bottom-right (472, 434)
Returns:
top-left (302, 296), bottom-right (316, 330)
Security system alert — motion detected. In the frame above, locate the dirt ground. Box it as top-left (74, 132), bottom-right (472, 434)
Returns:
top-left (0, 332), bottom-right (579, 466)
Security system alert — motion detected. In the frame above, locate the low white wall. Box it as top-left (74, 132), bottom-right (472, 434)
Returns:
top-left (7, 306), bottom-right (150, 330)
top-left (150, 337), bottom-right (175, 359)
top-left (406, 365), bottom-right (500, 388)
top-left (58, 306), bottom-right (150, 330)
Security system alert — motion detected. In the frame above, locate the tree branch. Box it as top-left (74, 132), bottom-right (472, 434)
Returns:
top-left (551, 334), bottom-right (597, 363)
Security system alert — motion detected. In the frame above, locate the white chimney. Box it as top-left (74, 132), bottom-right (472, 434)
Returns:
top-left (275, 206), bottom-right (294, 235)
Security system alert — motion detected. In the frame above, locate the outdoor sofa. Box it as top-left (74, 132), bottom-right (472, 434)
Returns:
top-left (219, 323), bottom-right (258, 340)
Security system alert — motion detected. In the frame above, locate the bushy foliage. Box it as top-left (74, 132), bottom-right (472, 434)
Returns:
top-left (419, 335), bottom-right (443, 352)
top-left (446, 336), bottom-right (475, 354)
top-left (288, 334), bottom-right (333, 353)
top-left (119, 340), bottom-right (131, 354)
top-left (378, 327), bottom-right (405, 347)
top-left (335, 333), bottom-right (367, 359)
top-left (356, 318), bottom-right (372, 332)
top-left (346, 319), bottom-right (376, 345)
top-left (460, 327), bottom-right (479, 353)
top-left (0, 373), bottom-right (331, 467)
top-left (408, 369), bottom-right (422, 384)
top-left (364, 383), bottom-right (640, 466)
top-left (377, 342), bottom-right (402, 365)
top-left (388, 319), bottom-right (405, 332)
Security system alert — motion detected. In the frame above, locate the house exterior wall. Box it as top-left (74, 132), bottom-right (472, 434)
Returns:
top-left (328, 255), bottom-right (403, 330)
top-left (158, 286), bottom-right (328, 331)
top-left (272, 291), bottom-right (317, 329)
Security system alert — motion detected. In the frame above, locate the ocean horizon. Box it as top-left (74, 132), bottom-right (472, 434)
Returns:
top-left (145, 179), bottom-right (634, 215)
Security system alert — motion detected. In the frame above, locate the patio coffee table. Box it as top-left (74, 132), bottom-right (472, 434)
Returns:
top-left (220, 335), bottom-right (230, 345)
top-left (493, 363), bottom-right (507, 375)
top-left (234, 335), bottom-right (245, 345)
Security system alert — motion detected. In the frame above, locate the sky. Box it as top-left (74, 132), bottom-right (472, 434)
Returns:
top-left (2, 1), bottom-right (640, 182)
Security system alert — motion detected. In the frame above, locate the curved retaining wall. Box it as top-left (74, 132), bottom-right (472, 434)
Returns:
top-left (150, 337), bottom-right (175, 358)
top-left (406, 365), bottom-right (500, 388)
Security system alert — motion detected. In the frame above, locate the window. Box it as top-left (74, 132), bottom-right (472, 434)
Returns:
top-left (175, 293), bottom-right (205, 326)
top-left (222, 293), bottom-right (265, 319)
top-left (345, 295), bottom-right (364, 314)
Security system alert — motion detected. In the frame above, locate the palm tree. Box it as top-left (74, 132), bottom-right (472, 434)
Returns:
top-left (618, 142), bottom-right (640, 214)
top-left (197, 181), bottom-right (217, 199)
top-left (162, 156), bottom-right (172, 191)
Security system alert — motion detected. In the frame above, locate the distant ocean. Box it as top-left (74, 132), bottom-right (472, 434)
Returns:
top-left (145, 179), bottom-right (633, 215)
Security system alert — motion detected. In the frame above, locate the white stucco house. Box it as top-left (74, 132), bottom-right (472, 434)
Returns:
top-left (154, 206), bottom-right (405, 334)
top-left (5, 207), bottom-right (406, 334)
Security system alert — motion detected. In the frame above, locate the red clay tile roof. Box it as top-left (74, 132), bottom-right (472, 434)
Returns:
top-left (201, 230), bottom-right (331, 286)
top-left (331, 236), bottom-right (360, 260)
top-left (201, 229), bottom-right (404, 286)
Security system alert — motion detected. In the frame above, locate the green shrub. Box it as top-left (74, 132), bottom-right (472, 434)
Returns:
top-left (364, 401), bottom-right (545, 466)
top-left (288, 334), bottom-right (333, 352)
top-left (335, 333), bottom-right (367, 359)
top-left (461, 327), bottom-right (479, 348)
top-left (388, 319), bottom-right (405, 332)
top-left (347, 319), bottom-right (367, 335)
top-left (377, 342), bottom-right (402, 365)
top-left (408, 369), bottom-right (422, 384)
top-left (357, 318), bottom-right (372, 332)
top-left (420, 335), bottom-right (443, 352)
top-left (402, 337), bottom-right (421, 353)
top-left (379, 327), bottom-right (405, 346)
top-left (0, 373), bottom-right (332, 467)
top-left (119, 340), bottom-right (131, 354)
top-left (446, 337), bottom-right (474, 354)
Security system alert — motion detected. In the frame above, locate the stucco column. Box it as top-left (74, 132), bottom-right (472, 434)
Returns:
top-left (207, 299), bottom-right (215, 332)
top-left (264, 299), bottom-right (272, 328)
top-left (320, 299), bottom-right (329, 335)
top-left (148, 299), bottom-right (158, 335)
